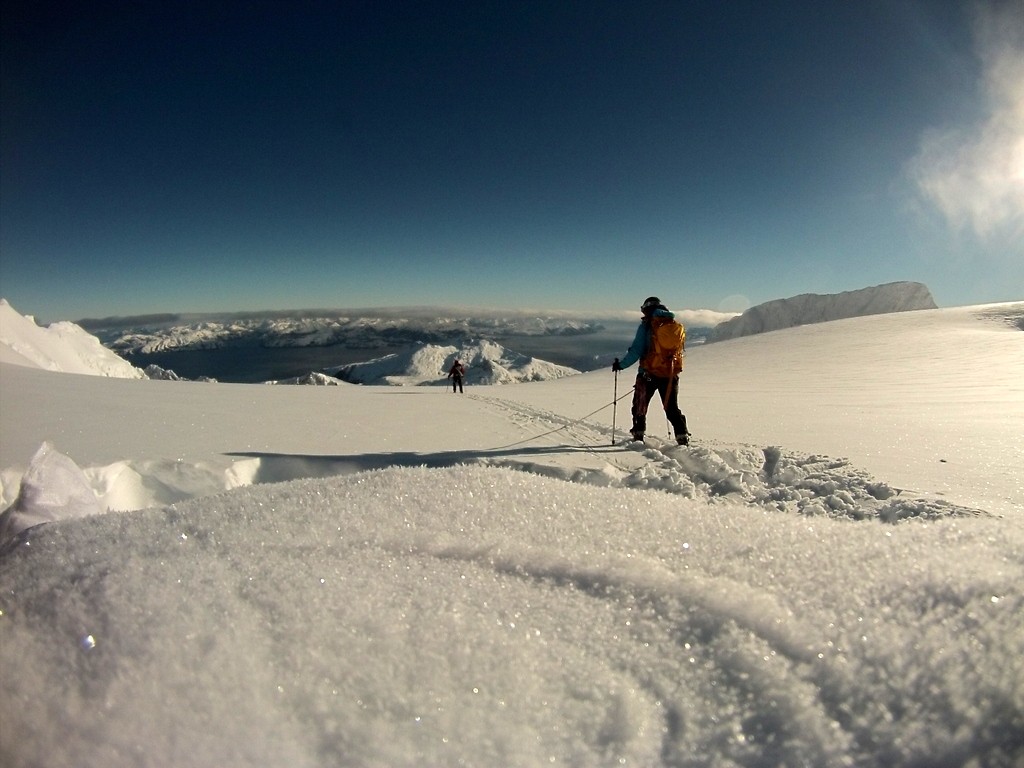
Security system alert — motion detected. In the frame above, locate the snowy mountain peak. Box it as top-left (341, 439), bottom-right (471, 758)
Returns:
top-left (709, 281), bottom-right (937, 342)
top-left (330, 340), bottom-right (580, 386)
top-left (0, 299), bottom-right (145, 378)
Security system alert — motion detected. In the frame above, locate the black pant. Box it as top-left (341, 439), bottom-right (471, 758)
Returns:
top-left (631, 372), bottom-right (687, 437)
top-left (451, 376), bottom-right (463, 393)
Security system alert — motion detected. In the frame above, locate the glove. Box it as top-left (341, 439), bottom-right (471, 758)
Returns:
top-left (612, 358), bottom-right (622, 372)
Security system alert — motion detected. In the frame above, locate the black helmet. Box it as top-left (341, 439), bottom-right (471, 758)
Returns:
top-left (641, 296), bottom-right (662, 312)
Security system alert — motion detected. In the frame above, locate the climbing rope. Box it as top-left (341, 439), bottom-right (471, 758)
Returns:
top-left (486, 386), bottom-right (634, 452)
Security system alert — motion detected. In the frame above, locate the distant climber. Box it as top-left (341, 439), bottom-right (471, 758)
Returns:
top-left (448, 359), bottom-right (466, 393)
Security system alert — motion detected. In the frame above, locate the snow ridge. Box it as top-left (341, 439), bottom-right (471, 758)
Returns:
top-left (0, 299), bottom-right (145, 378)
top-left (710, 281), bottom-right (937, 342)
top-left (330, 340), bottom-right (580, 386)
top-left (263, 372), bottom-right (343, 386)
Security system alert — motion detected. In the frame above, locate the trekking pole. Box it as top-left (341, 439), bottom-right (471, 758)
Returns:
top-left (611, 360), bottom-right (619, 445)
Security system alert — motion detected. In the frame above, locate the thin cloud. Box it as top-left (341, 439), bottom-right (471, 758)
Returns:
top-left (908, 1), bottom-right (1024, 242)
top-left (590, 309), bottom-right (740, 327)
top-left (676, 309), bottom-right (741, 327)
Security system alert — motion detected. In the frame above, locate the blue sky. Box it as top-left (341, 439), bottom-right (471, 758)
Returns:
top-left (2, 1), bottom-right (1021, 322)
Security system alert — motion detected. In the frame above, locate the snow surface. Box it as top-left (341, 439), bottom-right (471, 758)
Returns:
top-left (1, 300), bottom-right (1023, 767)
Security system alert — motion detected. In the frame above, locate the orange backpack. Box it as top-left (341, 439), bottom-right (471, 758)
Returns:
top-left (642, 316), bottom-right (685, 377)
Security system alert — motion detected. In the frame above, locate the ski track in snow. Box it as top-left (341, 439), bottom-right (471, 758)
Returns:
top-left (465, 394), bottom-right (988, 523)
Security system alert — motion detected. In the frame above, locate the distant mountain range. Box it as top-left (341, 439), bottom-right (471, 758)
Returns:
top-left (0, 300), bottom-right (581, 386)
top-left (709, 281), bottom-right (937, 342)
top-left (2, 283), bottom-right (941, 385)
top-left (92, 312), bottom-right (607, 355)
top-left (88, 285), bottom-right (938, 357)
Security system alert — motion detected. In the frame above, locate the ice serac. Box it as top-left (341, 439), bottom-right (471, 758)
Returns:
top-left (708, 282), bottom-right (937, 342)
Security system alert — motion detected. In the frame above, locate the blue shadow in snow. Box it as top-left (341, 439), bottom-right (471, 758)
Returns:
top-left (224, 444), bottom-right (622, 485)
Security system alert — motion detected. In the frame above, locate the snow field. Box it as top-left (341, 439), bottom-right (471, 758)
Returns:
top-left (1, 299), bottom-right (1022, 766)
top-left (2, 465), bottom-right (1021, 766)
